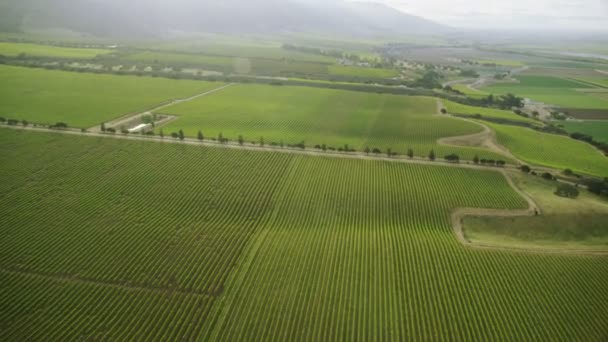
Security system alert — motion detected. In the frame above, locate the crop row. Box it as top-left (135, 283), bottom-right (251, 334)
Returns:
top-left (1, 129), bottom-right (608, 340)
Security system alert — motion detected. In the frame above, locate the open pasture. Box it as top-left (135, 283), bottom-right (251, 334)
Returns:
top-left (0, 65), bottom-right (222, 127)
top-left (443, 99), bottom-right (537, 124)
top-left (483, 75), bottom-right (608, 110)
top-left (125, 51), bottom-right (332, 76)
top-left (1, 129), bottom-right (607, 340)
top-left (0, 42), bottom-right (111, 59)
top-left (451, 84), bottom-right (488, 99)
top-left (488, 122), bottom-right (608, 177)
top-left (560, 120), bottom-right (608, 143)
top-left (464, 171), bottom-right (608, 251)
top-left (157, 84), bottom-right (510, 161)
top-left (328, 65), bottom-right (398, 78)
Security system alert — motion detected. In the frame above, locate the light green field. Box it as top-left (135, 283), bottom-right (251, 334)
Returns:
top-left (0, 42), bottom-right (111, 59)
top-left (444, 99), bottom-right (538, 125)
top-left (328, 65), bottom-right (398, 78)
top-left (142, 37), bottom-right (337, 63)
top-left (464, 171), bottom-right (608, 251)
top-left (488, 122), bottom-right (608, 177)
top-left (126, 51), bottom-right (331, 76)
top-left (451, 84), bottom-right (488, 99)
top-left (158, 84), bottom-right (511, 161)
top-left (0, 65), bottom-right (223, 127)
top-left (476, 59), bottom-right (525, 67)
top-left (125, 51), bottom-right (234, 69)
top-left (559, 120), bottom-right (608, 143)
top-left (483, 75), bottom-right (608, 109)
top-left (2, 129), bottom-right (607, 340)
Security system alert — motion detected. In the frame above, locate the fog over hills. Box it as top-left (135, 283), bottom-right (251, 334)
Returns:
top-left (0, 0), bottom-right (446, 38)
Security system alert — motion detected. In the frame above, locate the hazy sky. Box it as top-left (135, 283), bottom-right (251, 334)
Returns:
top-left (359, 0), bottom-right (608, 31)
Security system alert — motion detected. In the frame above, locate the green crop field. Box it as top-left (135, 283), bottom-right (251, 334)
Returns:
top-left (125, 51), bottom-right (235, 70)
top-left (0, 65), bottom-right (223, 127)
top-left (488, 122), bottom-right (608, 177)
top-left (483, 75), bottom-right (608, 110)
top-left (0, 42), bottom-right (111, 59)
top-left (157, 84), bottom-right (511, 161)
top-left (328, 65), bottom-right (398, 78)
top-left (464, 171), bottom-right (608, 251)
top-left (560, 120), bottom-right (608, 143)
top-left (126, 51), bottom-right (331, 76)
top-left (451, 84), bottom-right (488, 99)
top-left (443, 99), bottom-right (538, 124)
top-left (1, 129), bottom-right (607, 340)
top-left (476, 59), bottom-right (525, 67)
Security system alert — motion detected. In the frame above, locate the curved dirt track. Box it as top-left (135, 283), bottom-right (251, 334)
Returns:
top-left (435, 100), bottom-right (523, 163)
top-left (452, 170), bottom-right (608, 256)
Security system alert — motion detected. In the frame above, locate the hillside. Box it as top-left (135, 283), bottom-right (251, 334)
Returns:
top-left (0, 0), bottom-right (446, 38)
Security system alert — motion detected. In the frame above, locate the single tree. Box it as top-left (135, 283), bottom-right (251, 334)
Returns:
top-left (197, 130), bottom-right (204, 141)
top-left (21, 120), bottom-right (28, 127)
top-left (101, 122), bottom-right (106, 132)
top-left (520, 165), bottom-right (531, 173)
top-left (473, 155), bottom-right (480, 164)
top-left (364, 146), bottom-right (371, 155)
top-left (159, 128), bottom-right (164, 138)
top-left (321, 144), bottom-right (327, 152)
top-left (387, 148), bottom-right (392, 157)
top-left (429, 150), bottom-right (436, 161)
top-left (563, 168), bottom-right (573, 176)
top-left (260, 136), bottom-right (265, 147)
top-left (372, 148), bottom-right (381, 156)
top-left (171, 132), bottom-right (179, 139)
top-left (407, 148), bottom-right (414, 159)
top-left (178, 129), bottom-right (185, 141)
top-left (440, 108), bottom-right (447, 114)
top-left (238, 135), bottom-right (244, 146)
top-left (218, 132), bottom-right (224, 143)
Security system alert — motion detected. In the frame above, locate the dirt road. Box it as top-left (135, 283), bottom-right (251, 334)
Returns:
top-left (88, 83), bottom-right (235, 132)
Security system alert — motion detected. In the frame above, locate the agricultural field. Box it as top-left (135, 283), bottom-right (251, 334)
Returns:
top-left (125, 51), bottom-right (332, 76)
top-left (0, 42), bottom-right (111, 59)
top-left (157, 84), bottom-right (511, 161)
top-left (125, 51), bottom-right (235, 71)
top-left (482, 75), bottom-right (608, 110)
top-left (488, 122), bottom-right (608, 177)
top-left (0, 65), bottom-right (223, 127)
top-left (2, 129), bottom-right (608, 340)
top-left (464, 171), bottom-right (608, 251)
top-left (559, 120), bottom-right (608, 143)
top-left (476, 59), bottom-right (525, 67)
top-left (451, 84), bottom-right (488, 99)
top-left (443, 99), bottom-right (538, 125)
top-left (327, 65), bottom-right (398, 78)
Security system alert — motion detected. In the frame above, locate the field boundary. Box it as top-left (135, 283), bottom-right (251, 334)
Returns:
top-left (436, 100), bottom-right (523, 163)
top-left (87, 83), bottom-right (235, 132)
top-left (0, 266), bottom-right (212, 297)
top-left (452, 171), bottom-right (608, 256)
top-left (1, 124), bottom-right (528, 172)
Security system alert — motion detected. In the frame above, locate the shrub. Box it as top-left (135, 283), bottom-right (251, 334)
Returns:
top-left (555, 183), bottom-right (579, 198)
top-left (541, 173), bottom-right (555, 181)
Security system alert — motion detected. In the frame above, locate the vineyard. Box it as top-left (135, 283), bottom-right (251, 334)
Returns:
top-left (158, 84), bottom-right (510, 161)
top-left (488, 122), bottom-right (608, 176)
top-left (443, 99), bottom-right (538, 125)
top-left (1, 129), bottom-right (608, 340)
top-left (0, 42), bottom-right (111, 59)
top-left (0, 65), bottom-right (223, 128)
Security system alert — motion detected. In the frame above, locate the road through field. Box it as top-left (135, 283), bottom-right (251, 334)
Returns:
top-left (436, 100), bottom-right (524, 163)
top-left (87, 83), bottom-right (235, 132)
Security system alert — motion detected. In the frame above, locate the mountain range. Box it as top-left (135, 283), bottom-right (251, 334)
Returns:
top-left (0, 0), bottom-right (446, 38)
